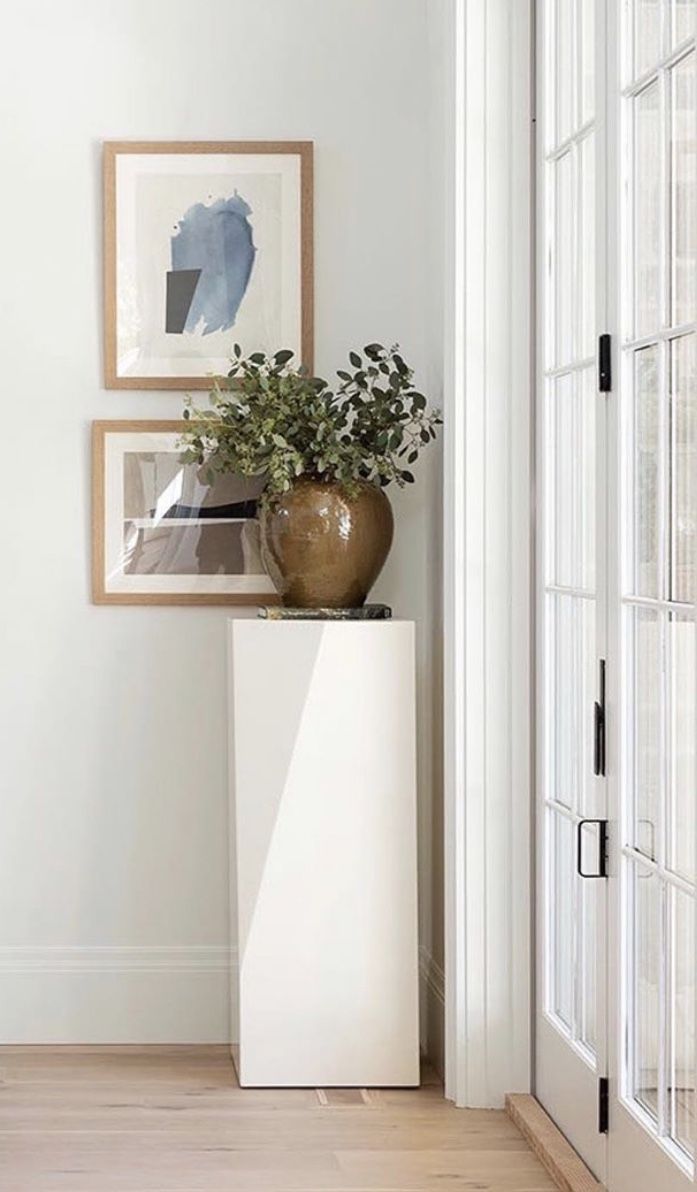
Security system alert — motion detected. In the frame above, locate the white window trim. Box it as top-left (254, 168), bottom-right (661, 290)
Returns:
top-left (443, 0), bottom-right (535, 1107)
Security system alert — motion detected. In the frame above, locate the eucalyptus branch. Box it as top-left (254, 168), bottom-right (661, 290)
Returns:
top-left (180, 343), bottom-right (441, 501)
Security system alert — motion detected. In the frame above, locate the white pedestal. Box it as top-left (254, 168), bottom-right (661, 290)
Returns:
top-left (228, 619), bottom-right (419, 1087)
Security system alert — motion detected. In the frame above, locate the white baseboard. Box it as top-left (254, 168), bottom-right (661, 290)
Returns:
top-left (0, 945), bottom-right (444, 1054)
top-left (0, 947), bottom-right (236, 1044)
top-left (419, 945), bottom-right (445, 1077)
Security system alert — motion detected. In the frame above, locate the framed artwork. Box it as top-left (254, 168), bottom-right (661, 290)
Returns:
top-left (92, 421), bottom-right (277, 605)
top-left (103, 141), bottom-right (313, 389)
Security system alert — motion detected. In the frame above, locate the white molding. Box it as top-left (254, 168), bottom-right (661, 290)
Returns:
top-left (443, 0), bottom-right (534, 1108)
top-left (0, 946), bottom-right (234, 972)
top-left (0, 947), bottom-right (235, 1044)
top-left (0, 943), bottom-right (448, 1058)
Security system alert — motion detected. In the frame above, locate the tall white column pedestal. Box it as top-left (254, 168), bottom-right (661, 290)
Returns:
top-left (228, 619), bottom-right (419, 1087)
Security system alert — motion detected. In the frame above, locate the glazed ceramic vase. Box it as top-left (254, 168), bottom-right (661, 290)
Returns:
top-left (259, 478), bottom-right (394, 608)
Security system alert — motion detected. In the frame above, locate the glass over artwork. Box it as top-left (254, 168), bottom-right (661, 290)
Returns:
top-left (93, 424), bottom-right (276, 604)
top-left (122, 451), bottom-right (264, 579)
top-left (104, 143), bottom-right (312, 389)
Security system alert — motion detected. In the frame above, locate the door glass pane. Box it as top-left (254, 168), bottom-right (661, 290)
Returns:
top-left (554, 373), bottom-right (576, 585)
top-left (552, 809), bottom-right (575, 1027)
top-left (672, 53), bottom-right (697, 326)
top-left (579, 136), bottom-right (596, 359)
top-left (554, 594), bottom-right (577, 810)
top-left (580, 875), bottom-right (598, 1052)
top-left (556, 152), bottom-right (575, 365)
top-left (670, 888), bottom-right (695, 1157)
top-left (550, 371), bottom-right (594, 592)
top-left (580, 598), bottom-right (599, 816)
top-left (634, 346), bottom-right (661, 599)
top-left (635, 83), bottom-right (662, 337)
top-left (673, 0), bottom-right (696, 47)
top-left (580, 368), bottom-right (596, 588)
top-left (671, 336), bottom-right (697, 605)
top-left (669, 612), bottom-right (696, 881)
top-left (636, 0), bottom-right (664, 78)
top-left (557, 0), bottom-right (575, 145)
top-left (580, 0), bottom-right (595, 124)
top-left (631, 861), bottom-right (662, 1122)
top-left (630, 606), bottom-right (662, 861)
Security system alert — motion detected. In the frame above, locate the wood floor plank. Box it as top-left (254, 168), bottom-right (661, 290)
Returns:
top-left (0, 1047), bottom-right (560, 1192)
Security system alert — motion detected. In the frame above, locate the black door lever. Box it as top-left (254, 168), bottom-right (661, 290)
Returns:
top-left (594, 659), bottom-right (606, 776)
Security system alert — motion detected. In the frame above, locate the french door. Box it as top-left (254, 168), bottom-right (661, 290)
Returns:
top-left (536, 0), bottom-right (609, 1176)
top-left (536, 1), bottom-right (697, 1190)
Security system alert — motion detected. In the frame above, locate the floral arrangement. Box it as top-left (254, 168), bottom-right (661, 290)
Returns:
top-left (181, 343), bottom-right (440, 500)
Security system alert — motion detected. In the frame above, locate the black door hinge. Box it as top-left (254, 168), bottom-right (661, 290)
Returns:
top-left (599, 334), bottom-right (612, 392)
top-left (594, 659), bottom-right (606, 777)
top-left (598, 1076), bottom-right (609, 1133)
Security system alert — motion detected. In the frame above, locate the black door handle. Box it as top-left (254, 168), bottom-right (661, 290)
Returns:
top-left (577, 819), bottom-right (608, 879)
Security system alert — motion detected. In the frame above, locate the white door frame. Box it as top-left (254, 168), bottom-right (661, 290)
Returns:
top-left (442, 0), bottom-right (536, 1107)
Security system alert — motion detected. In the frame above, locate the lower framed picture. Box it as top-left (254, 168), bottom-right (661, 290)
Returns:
top-left (92, 420), bottom-right (277, 605)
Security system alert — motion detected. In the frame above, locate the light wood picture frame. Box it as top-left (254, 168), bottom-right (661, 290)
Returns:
top-left (92, 420), bottom-right (279, 606)
top-left (103, 141), bottom-right (313, 389)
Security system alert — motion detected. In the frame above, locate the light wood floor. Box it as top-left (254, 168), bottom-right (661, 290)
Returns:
top-left (0, 1046), bottom-right (558, 1192)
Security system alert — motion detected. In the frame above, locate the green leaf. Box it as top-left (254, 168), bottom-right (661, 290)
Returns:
top-left (233, 343), bottom-right (242, 358)
top-left (178, 342), bottom-right (435, 503)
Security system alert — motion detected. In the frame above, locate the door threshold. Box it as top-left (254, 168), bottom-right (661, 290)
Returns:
top-left (506, 1094), bottom-right (605, 1192)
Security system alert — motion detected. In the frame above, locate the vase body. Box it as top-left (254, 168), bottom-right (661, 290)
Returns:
top-left (259, 479), bottom-right (393, 608)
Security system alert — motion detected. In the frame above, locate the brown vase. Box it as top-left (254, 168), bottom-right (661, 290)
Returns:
top-left (259, 478), bottom-right (394, 609)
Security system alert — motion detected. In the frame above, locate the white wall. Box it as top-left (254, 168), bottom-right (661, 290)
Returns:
top-left (0, 0), bottom-right (444, 1043)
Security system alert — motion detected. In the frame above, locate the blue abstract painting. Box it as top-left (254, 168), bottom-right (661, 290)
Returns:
top-left (166, 192), bottom-right (256, 336)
